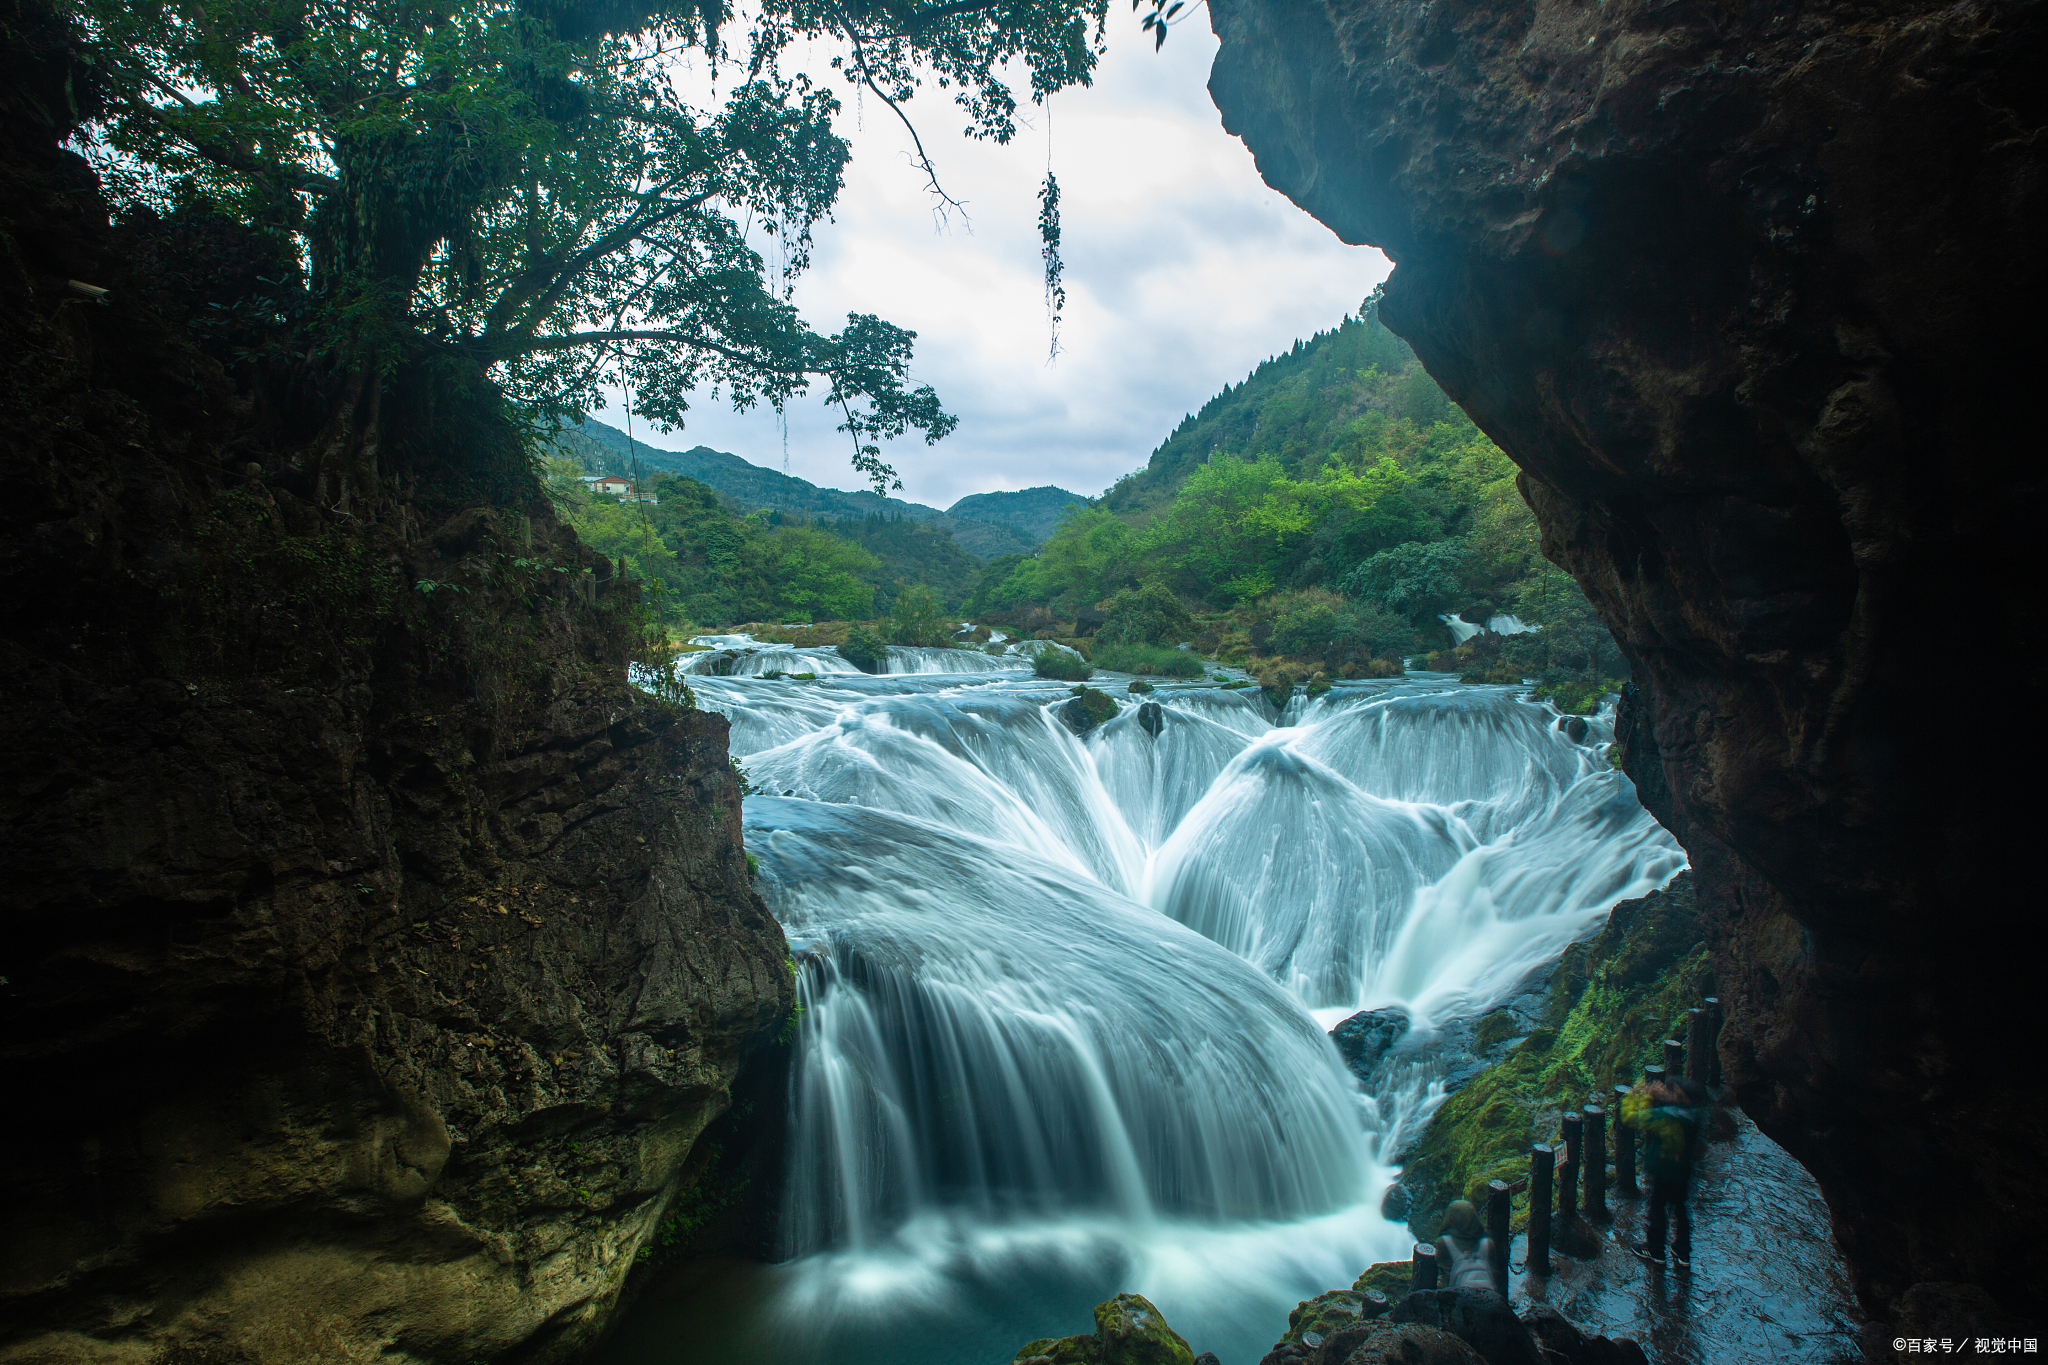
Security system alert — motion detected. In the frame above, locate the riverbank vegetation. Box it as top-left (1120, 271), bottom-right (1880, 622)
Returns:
top-left (1389, 873), bottom-right (1711, 1243)
top-left (966, 311), bottom-right (1629, 694)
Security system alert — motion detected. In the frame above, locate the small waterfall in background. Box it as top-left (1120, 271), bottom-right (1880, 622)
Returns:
top-left (609, 644), bottom-right (1684, 1365)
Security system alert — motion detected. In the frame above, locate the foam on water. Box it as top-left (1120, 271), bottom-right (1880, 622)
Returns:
top-left (605, 668), bottom-right (1682, 1365)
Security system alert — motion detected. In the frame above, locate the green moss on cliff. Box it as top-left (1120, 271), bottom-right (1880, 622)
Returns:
top-left (1397, 872), bottom-right (1710, 1240)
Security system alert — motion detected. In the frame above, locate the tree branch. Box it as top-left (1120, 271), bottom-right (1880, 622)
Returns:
top-left (474, 327), bottom-right (811, 375)
top-left (846, 35), bottom-right (969, 222)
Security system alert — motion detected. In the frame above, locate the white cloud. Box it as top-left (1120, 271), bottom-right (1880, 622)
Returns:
top-left (604, 20), bottom-right (1389, 511)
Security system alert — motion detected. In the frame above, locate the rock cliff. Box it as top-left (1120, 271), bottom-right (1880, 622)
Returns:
top-left (0, 4), bottom-right (790, 1360)
top-left (1206, 0), bottom-right (2045, 1325)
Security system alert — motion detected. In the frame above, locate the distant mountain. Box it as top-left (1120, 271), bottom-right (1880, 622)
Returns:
top-left (946, 486), bottom-right (1090, 545)
top-left (549, 418), bottom-right (1036, 559)
top-left (1103, 311), bottom-right (1454, 514)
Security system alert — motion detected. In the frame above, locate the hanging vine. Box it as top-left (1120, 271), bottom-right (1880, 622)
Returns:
top-left (1038, 171), bottom-right (1066, 363)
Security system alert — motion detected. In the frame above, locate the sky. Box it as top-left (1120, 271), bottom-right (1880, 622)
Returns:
top-left (602, 17), bottom-right (1390, 512)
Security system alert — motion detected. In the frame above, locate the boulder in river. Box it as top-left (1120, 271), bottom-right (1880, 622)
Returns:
top-left (1058, 686), bottom-right (1119, 736)
top-left (1330, 1007), bottom-right (1411, 1075)
top-left (1138, 701), bottom-right (1165, 737)
top-left (1555, 714), bottom-right (1589, 744)
top-left (1012, 1292), bottom-right (1193, 1365)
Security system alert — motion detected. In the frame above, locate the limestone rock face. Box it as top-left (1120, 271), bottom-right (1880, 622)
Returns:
top-left (0, 12), bottom-right (789, 1362)
top-left (1206, 0), bottom-right (2044, 1321)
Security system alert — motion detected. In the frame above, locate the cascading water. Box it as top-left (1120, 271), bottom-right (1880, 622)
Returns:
top-left (602, 649), bottom-right (1683, 1365)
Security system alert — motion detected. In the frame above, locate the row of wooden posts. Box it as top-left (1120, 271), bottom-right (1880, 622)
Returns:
top-left (1409, 997), bottom-right (1723, 1294)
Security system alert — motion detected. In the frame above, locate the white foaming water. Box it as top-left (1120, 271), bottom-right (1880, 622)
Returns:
top-left (623, 669), bottom-right (1682, 1365)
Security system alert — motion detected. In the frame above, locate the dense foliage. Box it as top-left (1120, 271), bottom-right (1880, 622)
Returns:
top-left (546, 448), bottom-right (993, 625)
top-left (970, 309), bottom-right (1627, 691)
top-left (71, 0), bottom-right (1109, 494)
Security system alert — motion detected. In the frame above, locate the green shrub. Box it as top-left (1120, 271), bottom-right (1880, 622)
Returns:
top-left (1098, 582), bottom-right (1194, 648)
top-left (887, 585), bottom-right (952, 647)
top-left (1534, 677), bottom-right (1622, 715)
top-left (838, 624), bottom-right (887, 673)
top-left (1090, 640), bottom-right (1204, 677)
top-left (1032, 650), bottom-right (1093, 681)
top-left (1342, 540), bottom-right (1476, 623)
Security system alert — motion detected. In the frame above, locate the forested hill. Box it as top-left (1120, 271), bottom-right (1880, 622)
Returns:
top-left (947, 487), bottom-right (1092, 543)
top-left (553, 418), bottom-right (1036, 559)
top-left (1104, 310), bottom-right (1454, 513)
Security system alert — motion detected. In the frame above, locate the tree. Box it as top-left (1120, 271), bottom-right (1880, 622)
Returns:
top-left (885, 583), bottom-right (950, 645)
top-left (1341, 540), bottom-right (1474, 623)
top-left (72, 0), bottom-right (1108, 497)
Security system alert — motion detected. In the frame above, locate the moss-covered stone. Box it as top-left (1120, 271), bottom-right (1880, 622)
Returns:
top-left (1474, 1009), bottom-right (1519, 1051)
top-left (1396, 872), bottom-right (1712, 1241)
top-left (1355, 1261), bottom-right (1414, 1301)
top-left (1280, 1288), bottom-right (1380, 1344)
top-left (1013, 1336), bottom-right (1099, 1365)
top-left (1094, 1293), bottom-right (1194, 1365)
top-left (1011, 1294), bottom-right (1193, 1365)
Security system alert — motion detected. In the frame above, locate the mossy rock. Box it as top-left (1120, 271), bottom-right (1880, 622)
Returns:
top-left (1398, 871), bottom-right (1712, 1241)
top-left (1013, 1336), bottom-right (1099, 1365)
top-left (1094, 1293), bottom-right (1193, 1365)
top-left (1012, 1294), bottom-right (1192, 1365)
top-left (1474, 1009), bottom-right (1519, 1051)
top-left (1354, 1262), bottom-right (1414, 1302)
top-left (1281, 1289), bottom-right (1377, 1344)
top-left (1061, 686), bottom-right (1119, 732)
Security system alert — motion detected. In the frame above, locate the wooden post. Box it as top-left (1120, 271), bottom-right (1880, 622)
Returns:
top-left (1486, 1178), bottom-right (1512, 1295)
top-left (1663, 1037), bottom-right (1685, 1075)
top-left (1581, 1106), bottom-right (1608, 1220)
top-left (1528, 1145), bottom-right (1554, 1275)
top-left (1685, 1008), bottom-right (1711, 1084)
top-left (1642, 1063), bottom-right (1666, 1094)
top-left (1412, 1242), bottom-right (1439, 1291)
top-left (1703, 997), bottom-right (1723, 1084)
top-left (1558, 1111), bottom-right (1582, 1222)
top-left (1613, 1084), bottom-right (1638, 1196)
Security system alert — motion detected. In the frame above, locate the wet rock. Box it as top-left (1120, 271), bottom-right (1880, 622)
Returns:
top-left (1280, 1288), bottom-right (1388, 1347)
top-left (1096, 1293), bottom-right (1195, 1365)
top-left (1380, 1182), bottom-right (1412, 1222)
top-left (1193, 1354), bottom-right (1221, 1365)
top-left (1207, 0), bottom-right (2048, 1319)
top-left (696, 647), bottom-right (743, 675)
top-left (1555, 715), bottom-right (1588, 744)
top-left (0, 104), bottom-right (789, 1364)
top-left (1058, 686), bottom-right (1119, 736)
top-left (1389, 1288), bottom-right (1545, 1365)
top-left (1356, 1263), bottom-right (1414, 1303)
top-left (1138, 700), bottom-right (1165, 737)
top-left (1014, 1293), bottom-right (1194, 1365)
top-left (1518, 1304), bottom-right (1647, 1365)
top-left (1331, 1007), bottom-right (1411, 1075)
top-left (1307, 1322), bottom-right (1486, 1365)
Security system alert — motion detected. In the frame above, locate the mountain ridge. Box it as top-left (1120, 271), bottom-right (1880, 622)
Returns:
top-left (551, 419), bottom-right (1084, 558)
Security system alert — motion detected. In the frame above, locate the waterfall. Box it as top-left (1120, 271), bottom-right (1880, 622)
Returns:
top-left (644, 657), bottom-right (1682, 1365)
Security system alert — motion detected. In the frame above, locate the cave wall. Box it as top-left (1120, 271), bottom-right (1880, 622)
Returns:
top-left (0, 6), bottom-right (790, 1361)
top-left (1205, 0), bottom-right (2046, 1325)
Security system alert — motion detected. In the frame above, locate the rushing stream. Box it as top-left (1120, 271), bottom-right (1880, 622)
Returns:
top-left (602, 643), bottom-right (1684, 1365)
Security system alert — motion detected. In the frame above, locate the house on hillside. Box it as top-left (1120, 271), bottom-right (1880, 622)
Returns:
top-left (578, 473), bottom-right (657, 503)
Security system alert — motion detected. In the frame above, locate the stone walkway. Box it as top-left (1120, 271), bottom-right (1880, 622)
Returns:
top-left (1504, 1096), bottom-right (1865, 1364)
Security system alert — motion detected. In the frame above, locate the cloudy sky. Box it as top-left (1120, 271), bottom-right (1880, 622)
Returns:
top-left (606, 18), bottom-right (1390, 512)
